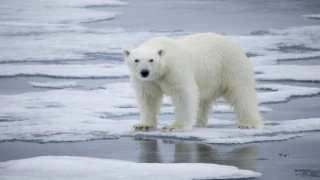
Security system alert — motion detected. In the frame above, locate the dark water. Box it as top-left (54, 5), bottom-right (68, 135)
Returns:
top-left (1, 133), bottom-right (319, 180)
top-left (91, 0), bottom-right (320, 35)
top-left (0, 76), bottom-right (128, 95)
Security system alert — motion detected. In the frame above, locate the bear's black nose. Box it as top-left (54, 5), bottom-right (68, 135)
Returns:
top-left (140, 70), bottom-right (149, 78)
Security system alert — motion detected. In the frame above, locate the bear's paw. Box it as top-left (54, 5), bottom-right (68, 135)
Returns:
top-left (238, 123), bottom-right (264, 129)
top-left (162, 124), bottom-right (190, 132)
top-left (132, 123), bottom-right (156, 132)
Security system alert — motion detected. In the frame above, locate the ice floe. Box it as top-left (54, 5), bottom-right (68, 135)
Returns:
top-left (0, 156), bottom-right (261, 180)
top-left (255, 65), bottom-right (320, 82)
top-left (1, 63), bottom-right (320, 84)
top-left (0, 82), bottom-right (319, 143)
top-left (29, 81), bottom-right (79, 89)
top-left (232, 25), bottom-right (320, 65)
top-left (0, 25), bottom-right (319, 64)
top-left (0, 111), bottom-right (319, 144)
top-left (302, 14), bottom-right (320, 20)
top-left (129, 118), bottom-right (320, 144)
top-left (257, 84), bottom-right (320, 103)
top-left (0, 0), bottom-right (187, 62)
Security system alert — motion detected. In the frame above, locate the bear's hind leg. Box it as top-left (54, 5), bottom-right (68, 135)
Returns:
top-left (224, 87), bottom-right (264, 129)
top-left (195, 99), bottom-right (213, 127)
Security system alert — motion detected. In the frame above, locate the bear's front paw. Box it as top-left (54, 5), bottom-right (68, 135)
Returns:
top-left (132, 123), bottom-right (156, 132)
top-left (238, 123), bottom-right (264, 129)
top-left (162, 124), bottom-right (190, 132)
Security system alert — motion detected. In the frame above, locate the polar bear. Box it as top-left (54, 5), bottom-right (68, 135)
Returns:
top-left (122, 33), bottom-right (264, 132)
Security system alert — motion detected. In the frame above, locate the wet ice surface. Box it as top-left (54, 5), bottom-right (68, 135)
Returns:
top-left (1, 0), bottom-right (320, 179)
top-left (302, 14), bottom-right (320, 20)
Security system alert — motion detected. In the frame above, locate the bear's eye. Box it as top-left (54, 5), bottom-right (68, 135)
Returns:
top-left (134, 59), bottom-right (139, 63)
top-left (149, 59), bottom-right (153, 62)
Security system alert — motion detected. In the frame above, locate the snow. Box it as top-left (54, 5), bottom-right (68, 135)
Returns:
top-left (257, 84), bottom-right (320, 103)
top-left (255, 65), bottom-right (320, 82)
top-left (302, 14), bottom-right (320, 20)
top-left (29, 81), bottom-right (78, 89)
top-left (0, 110), bottom-right (319, 144)
top-left (0, 156), bottom-right (261, 180)
top-left (130, 118), bottom-right (320, 144)
top-left (0, 82), bottom-right (319, 143)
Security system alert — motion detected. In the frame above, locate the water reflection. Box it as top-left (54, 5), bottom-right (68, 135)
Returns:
top-left (135, 138), bottom-right (259, 171)
top-left (135, 137), bottom-right (163, 163)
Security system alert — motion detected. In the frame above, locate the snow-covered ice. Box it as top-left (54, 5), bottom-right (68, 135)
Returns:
top-left (0, 24), bottom-right (319, 64)
top-left (0, 82), bottom-right (319, 143)
top-left (257, 84), bottom-right (320, 103)
top-left (0, 64), bottom-right (129, 78)
top-left (0, 156), bottom-right (261, 180)
top-left (0, 28), bottom-right (186, 62)
top-left (255, 65), bottom-right (320, 82)
top-left (1, 63), bottom-right (320, 83)
top-left (0, 110), bottom-right (319, 144)
top-left (29, 81), bottom-right (79, 89)
top-left (0, 0), bottom-right (186, 62)
top-left (232, 25), bottom-right (320, 65)
top-left (129, 118), bottom-right (320, 144)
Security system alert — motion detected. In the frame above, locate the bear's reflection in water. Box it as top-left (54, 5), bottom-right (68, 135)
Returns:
top-left (135, 138), bottom-right (259, 171)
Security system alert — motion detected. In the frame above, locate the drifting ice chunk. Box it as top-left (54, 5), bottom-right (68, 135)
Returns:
top-left (29, 81), bottom-right (78, 89)
top-left (131, 118), bottom-right (320, 144)
top-left (0, 156), bottom-right (261, 180)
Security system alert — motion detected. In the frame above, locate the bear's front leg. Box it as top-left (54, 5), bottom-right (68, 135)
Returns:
top-left (132, 81), bottom-right (163, 132)
top-left (163, 83), bottom-right (199, 132)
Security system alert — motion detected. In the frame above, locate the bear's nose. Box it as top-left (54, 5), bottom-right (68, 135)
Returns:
top-left (140, 69), bottom-right (149, 78)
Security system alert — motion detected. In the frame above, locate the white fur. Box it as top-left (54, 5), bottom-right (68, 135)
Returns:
top-left (123, 33), bottom-right (264, 131)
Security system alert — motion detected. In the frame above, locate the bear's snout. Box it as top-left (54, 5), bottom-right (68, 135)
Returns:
top-left (140, 69), bottom-right (149, 78)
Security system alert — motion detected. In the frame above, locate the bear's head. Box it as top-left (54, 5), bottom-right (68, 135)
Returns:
top-left (122, 46), bottom-right (165, 81)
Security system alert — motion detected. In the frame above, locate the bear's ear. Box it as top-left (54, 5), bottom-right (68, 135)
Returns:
top-left (122, 49), bottom-right (130, 57)
top-left (158, 49), bottom-right (165, 57)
